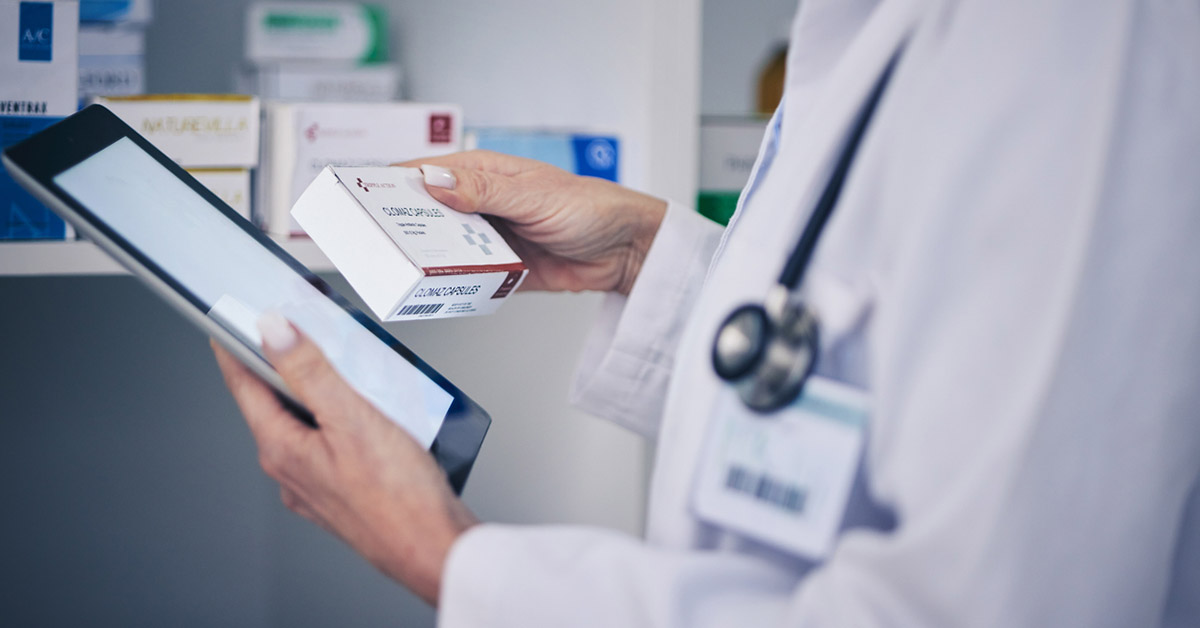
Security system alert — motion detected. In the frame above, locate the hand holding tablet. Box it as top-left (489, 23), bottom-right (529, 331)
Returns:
top-left (212, 317), bottom-right (477, 606)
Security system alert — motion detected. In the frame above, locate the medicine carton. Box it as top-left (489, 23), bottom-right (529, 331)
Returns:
top-left (80, 0), bottom-right (151, 25)
top-left (698, 116), bottom-right (768, 226)
top-left (1, 0), bottom-right (78, 240)
top-left (292, 166), bottom-right (527, 321)
top-left (465, 128), bottom-right (620, 182)
top-left (78, 24), bottom-right (145, 106)
top-left (91, 95), bottom-right (261, 168)
top-left (259, 101), bottom-right (461, 237)
top-left (235, 61), bottom-right (401, 103)
top-left (189, 168), bottom-right (251, 219)
top-left (245, 2), bottom-right (387, 65)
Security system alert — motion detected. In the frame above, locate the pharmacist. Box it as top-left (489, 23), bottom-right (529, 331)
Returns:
top-left (213, 1), bottom-right (1200, 626)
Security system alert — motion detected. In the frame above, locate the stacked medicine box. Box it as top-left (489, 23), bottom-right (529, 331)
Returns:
top-left (1, 0), bottom-right (79, 240)
top-left (92, 95), bottom-right (260, 220)
top-left (77, 0), bottom-right (152, 107)
top-left (237, 2), bottom-right (401, 103)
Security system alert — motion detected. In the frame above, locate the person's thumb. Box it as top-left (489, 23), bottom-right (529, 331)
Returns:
top-left (418, 163), bottom-right (525, 223)
top-left (256, 312), bottom-right (366, 426)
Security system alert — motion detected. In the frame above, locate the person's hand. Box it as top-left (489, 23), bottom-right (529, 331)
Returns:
top-left (395, 150), bottom-right (667, 295)
top-left (211, 313), bottom-right (477, 606)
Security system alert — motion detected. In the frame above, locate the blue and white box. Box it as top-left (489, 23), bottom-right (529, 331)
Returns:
top-left (465, 128), bottom-right (620, 182)
top-left (78, 23), bottom-right (145, 106)
top-left (1, 0), bottom-right (79, 240)
top-left (79, 0), bottom-right (150, 25)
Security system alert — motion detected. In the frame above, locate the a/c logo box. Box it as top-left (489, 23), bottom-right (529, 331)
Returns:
top-left (18, 2), bottom-right (53, 62)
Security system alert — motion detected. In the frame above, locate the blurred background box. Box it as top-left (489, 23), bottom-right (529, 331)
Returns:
top-left (259, 101), bottom-right (461, 237)
top-left (78, 23), bottom-right (146, 106)
top-left (1, 0), bottom-right (78, 240)
top-left (90, 94), bottom-right (261, 168)
top-left (697, 116), bottom-right (767, 226)
top-left (245, 2), bottom-right (387, 66)
top-left (235, 61), bottom-right (400, 103)
top-left (79, 0), bottom-right (151, 25)
top-left (465, 128), bottom-right (620, 183)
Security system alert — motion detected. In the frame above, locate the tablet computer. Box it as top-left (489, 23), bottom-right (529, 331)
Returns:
top-left (2, 105), bottom-right (489, 494)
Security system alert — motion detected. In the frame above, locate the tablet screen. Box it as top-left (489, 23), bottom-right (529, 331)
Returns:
top-left (54, 136), bottom-right (453, 447)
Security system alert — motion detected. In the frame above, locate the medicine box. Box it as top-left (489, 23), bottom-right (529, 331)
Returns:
top-left (78, 23), bottom-right (145, 106)
top-left (235, 61), bottom-right (400, 102)
top-left (697, 116), bottom-right (768, 226)
top-left (91, 94), bottom-right (261, 168)
top-left (259, 101), bottom-right (461, 237)
top-left (189, 168), bottom-right (251, 219)
top-left (80, 0), bottom-right (151, 25)
top-left (465, 128), bottom-right (620, 182)
top-left (245, 2), bottom-right (387, 65)
top-left (1, 0), bottom-right (78, 240)
top-left (292, 166), bottom-right (527, 321)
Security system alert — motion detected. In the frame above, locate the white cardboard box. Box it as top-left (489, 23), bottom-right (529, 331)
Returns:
top-left (259, 101), bottom-right (461, 236)
top-left (78, 24), bottom-right (145, 105)
top-left (80, 0), bottom-right (152, 25)
top-left (235, 61), bottom-right (401, 102)
top-left (245, 2), bottom-right (387, 65)
top-left (292, 166), bottom-right (527, 321)
top-left (91, 95), bottom-right (261, 168)
top-left (189, 168), bottom-right (251, 219)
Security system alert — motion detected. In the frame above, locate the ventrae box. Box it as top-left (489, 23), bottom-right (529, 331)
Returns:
top-left (293, 166), bottom-right (527, 321)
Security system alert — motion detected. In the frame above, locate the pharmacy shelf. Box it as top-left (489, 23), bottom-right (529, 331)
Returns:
top-left (0, 237), bottom-right (335, 277)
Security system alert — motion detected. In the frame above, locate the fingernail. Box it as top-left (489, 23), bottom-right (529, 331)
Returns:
top-left (421, 164), bottom-right (456, 190)
top-left (257, 311), bottom-right (298, 353)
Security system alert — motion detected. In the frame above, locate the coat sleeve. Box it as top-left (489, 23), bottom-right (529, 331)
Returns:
top-left (569, 202), bottom-right (724, 438)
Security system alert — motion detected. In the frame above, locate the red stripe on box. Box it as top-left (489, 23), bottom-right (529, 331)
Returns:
top-left (422, 262), bottom-right (527, 276)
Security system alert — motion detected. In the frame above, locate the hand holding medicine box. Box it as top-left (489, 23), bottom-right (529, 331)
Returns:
top-left (293, 166), bottom-right (527, 321)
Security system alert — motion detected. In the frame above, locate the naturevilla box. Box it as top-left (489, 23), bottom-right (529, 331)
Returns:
top-left (91, 94), bottom-right (261, 168)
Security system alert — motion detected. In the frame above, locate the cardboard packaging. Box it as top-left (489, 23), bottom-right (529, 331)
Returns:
top-left (697, 116), bottom-right (768, 226)
top-left (235, 61), bottom-right (400, 102)
top-left (1, 0), bottom-right (78, 240)
top-left (189, 168), bottom-right (251, 219)
top-left (245, 2), bottom-right (387, 65)
top-left (80, 0), bottom-right (151, 25)
top-left (292, 166), bottom-right (526, 321)
top-left (91, 94), bottom-right (261, 168)
top-left (258, 101), bottom-right (461, 237)
top-left (465, 128), bottom-right (620, 182)
top-left (78, 23), bottom-right (145, 106)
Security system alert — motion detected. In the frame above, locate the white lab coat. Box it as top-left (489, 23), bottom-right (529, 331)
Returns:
top-left (440, 0), bottom-right (1200, 625)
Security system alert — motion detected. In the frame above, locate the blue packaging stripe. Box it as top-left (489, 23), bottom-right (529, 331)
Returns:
top-left (1, 115), bottom-right (67, 239)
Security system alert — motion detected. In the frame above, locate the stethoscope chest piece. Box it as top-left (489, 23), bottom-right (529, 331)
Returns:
top-left (712, 287), bottom-right (820, 414)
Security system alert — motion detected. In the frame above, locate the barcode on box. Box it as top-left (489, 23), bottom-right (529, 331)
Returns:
top-left (725, 465), bottom-right (807, 515)
top-left (398, 303), bottom-right (444, 317)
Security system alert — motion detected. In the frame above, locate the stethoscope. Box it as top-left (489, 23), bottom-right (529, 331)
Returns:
top-left (712, 51), bottom-right (902, 413)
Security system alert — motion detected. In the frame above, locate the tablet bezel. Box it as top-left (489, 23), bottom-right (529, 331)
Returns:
top-left (2, 105), bottom-right (489, 494)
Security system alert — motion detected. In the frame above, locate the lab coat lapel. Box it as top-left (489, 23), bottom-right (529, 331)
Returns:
top-left (717, 0), bottom-right (925, 312)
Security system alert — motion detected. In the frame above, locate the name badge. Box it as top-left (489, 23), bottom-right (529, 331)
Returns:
top-left (691, 375), bottom-right (869, 559)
